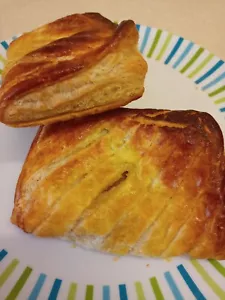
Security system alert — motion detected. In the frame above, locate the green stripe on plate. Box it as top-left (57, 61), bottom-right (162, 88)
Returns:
top-left (214, 97), bottom-right (225, 104)
top-left (147, 29), bottom-right (162, 58)
top-left (0, 259), bottom-right (19, 287)
top-left (0, 54), bottom-right (6, 64)
top-left (180, 47), bottom-right (204, 74)
top-left (191, 259), bottom-right (225, 299)
top-left (5, 266), bottom-right (32, 300)
top-left (135, 281), bottom-right (146, 300)
top-left (208, 259), bottom-right (225, 277)
top-left (85, 285), bottom-right (94, 300)
top-left (150, 277), bottom-right (164, 300)
top-left (188, 53), bottom-right (214, 78)
top-left (67, 282), bottom-right (77, 300)
top-left (156, 33), bottom-right (173, 61)
top-left (209, 85), bottom-right (225, 97)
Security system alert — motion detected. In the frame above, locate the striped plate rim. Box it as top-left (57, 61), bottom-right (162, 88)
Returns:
top-left (0, 23), bottom-right (225, 299)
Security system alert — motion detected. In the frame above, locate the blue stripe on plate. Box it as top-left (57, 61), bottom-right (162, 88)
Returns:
top-left (195, 60), bottom-right (224, 84)
top-left (140, 27), bottom-right (151, 53)
top-left (220, 107), bottom-right (225, 112)
top-left (1, 41), bottom-right (9, 50)
top-left (202, 72), bottom-right (225, 91)
top-left (48, 278), bottom-right (62, 300)
top-left (119, 284), bottom-right (128, 300)
top-left (177, 265), bottom-right (206, 300)
top-left (165, 37), bottom-right (184, 65)
top-left (136, 24), bottom-right (140, 32)
top-left (164, 271), bottom-right (184, 300)
top-left (173, 42), bottom-right (194, 69)
top-left (0, 249), bottom-right (8, 262)
top-left (28, 273), bottom-right (46, 300)
top-left (103, 285), bottom-right (110, 300)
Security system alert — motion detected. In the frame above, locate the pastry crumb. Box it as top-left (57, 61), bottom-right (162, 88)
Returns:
top-left (70, 238), bottom-right (76, 248)
top-left (113, 256), bottom-right (120, 262)
top-left (164, 257), bottom-right (172, 262)
top-left (71, 242), bottom-right (76, 248)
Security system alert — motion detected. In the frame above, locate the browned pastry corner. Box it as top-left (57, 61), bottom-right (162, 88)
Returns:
top-left (0, 13), bottom-right (147, 127)
top-left (11, 108), bottom-right (225, 259)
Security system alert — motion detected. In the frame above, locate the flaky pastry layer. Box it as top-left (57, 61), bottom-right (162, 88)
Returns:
top-left (0, 13), bottom-right (147, 127)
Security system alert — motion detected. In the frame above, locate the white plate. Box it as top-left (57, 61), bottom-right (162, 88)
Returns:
top-left (0, 24), bottom-right (225, 300)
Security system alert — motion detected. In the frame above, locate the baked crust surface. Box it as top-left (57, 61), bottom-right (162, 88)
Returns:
top-left (11, 108), bottom-right (225, 259)
top-left (0, 13), bottom-right (147, 127)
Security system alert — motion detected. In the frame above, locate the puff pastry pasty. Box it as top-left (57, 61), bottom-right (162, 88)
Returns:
top-left (11, 108), bottom-right (225, 259)
top-left (0, 13), bottom-right (147, 127)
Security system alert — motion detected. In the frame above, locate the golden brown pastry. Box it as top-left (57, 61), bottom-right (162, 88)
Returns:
top-left (11, 108), bottom-right (225, 259)
top-left (0, 13), bottom-right (147, 127)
